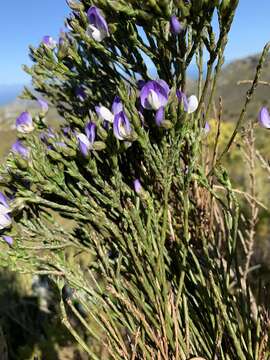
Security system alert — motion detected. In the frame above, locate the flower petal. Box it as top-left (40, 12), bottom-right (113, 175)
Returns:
top-left (0, 192), bottom-right (9, 209)
top-left (187, 95), bottom-right (198, 114)
top-left (170, 15), bottom-right (182, 35)
top-left (95, 105), bottom-right (114, 122)
top-left (0, 214), bottom-right (12, 230)
top-left (204, 122), bottom-right (211, 134)
top-left (38, 99), bottom-right (49, 113)
top-left (87, 25), bottom-right (106, 42)
top-left (42, 36), bottom-right (57, 49)
top-left (2, 236), bottom-right (13, 245)
top-left (134, 179), bottom-right (142, 194)
top-left (155, 107), bottom-right (165, 126)
top-left (77, 133), bottom-right (91, 156)
top-left (259, 107), bottom-right (270, 128)
top-left (112, 96), bottom-right (123, 115)
top-left (87, 6), bottom-right (109, 42)
top-left (85, 122), bottom-right (96, 144)
top-left (12, 140), bottom-right (29, 158)
top-left (148, 89), bottom-right (162, 110)
top-left (176, 90), bottom-right (188, 111)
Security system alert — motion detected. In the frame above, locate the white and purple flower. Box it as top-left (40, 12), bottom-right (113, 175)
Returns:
top-left (12, 140), bottom-right (30, 158)
top-left (95, 96), bottom-right (123, 123)
top-left (0, 193), bottom-right (12, 231)
top-left (176, 90), bottom-right (198, 114)
top-left (16, 112), bottom-right (34, 133)
top-left (258, 107), bottom-right (270, 128)
top-left (77, 122), bottom-right (96, 156)
top-left (140, 80), bottom-right (170, 111)
top-left (113, 111), bottom-right (132, 140)
top-left (140, 80), bottom-right (170, 126)
top-left (42, 36), bottom-right (57, 49)
top-left (87, 6), bottom-right (109, 42)
top-left (0, 215), bottom-right (12, 230)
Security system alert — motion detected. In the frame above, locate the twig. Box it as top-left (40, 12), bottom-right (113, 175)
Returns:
top-left (213, 185), bottom-right (268, 211)
top-left (237, 80), bottom-right (270, 86)
top-left (212, 42), bottom-right (270, 171)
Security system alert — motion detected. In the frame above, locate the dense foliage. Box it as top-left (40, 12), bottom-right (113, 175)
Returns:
top-left (1, 0), bottom-right (270, 358)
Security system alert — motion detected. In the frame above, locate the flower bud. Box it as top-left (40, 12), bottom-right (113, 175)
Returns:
top-left (170, 16), bottom-right (182, 35)
top-left (92, 141), bottom-right (106, 151)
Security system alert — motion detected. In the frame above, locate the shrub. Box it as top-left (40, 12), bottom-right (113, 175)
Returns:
top-left (1, 0), bottom-right (270, 358)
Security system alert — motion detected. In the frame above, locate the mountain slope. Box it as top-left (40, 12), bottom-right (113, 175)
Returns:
top-left (216, 54), bottom-right (270, 120)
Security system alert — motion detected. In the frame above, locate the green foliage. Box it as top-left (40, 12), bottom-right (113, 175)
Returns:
top-left (1, 0), bottom-right (270, 358)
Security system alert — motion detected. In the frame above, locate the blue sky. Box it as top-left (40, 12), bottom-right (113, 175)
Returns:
top-left (0, 0), bottom-right (269, 85)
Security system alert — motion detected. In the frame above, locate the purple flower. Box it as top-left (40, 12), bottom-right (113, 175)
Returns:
top-left (140, 80), bottom-right (170, 111)
top-left (112, 96), bottom-right (123, 115)
top-left (176, 90), bottom-right (188, 110)
top-left (77, 122), bottom-right (96, 156)
top-left (54, 142), bottom-right (66, 148)
top-left (37, 99), bottom-right (49, 114)
top-left (87, 6), bottom-right (109, 42)
top-left (85, 122), bottom-right (96, 144)
top-left (42, 36), bottom-right (57, 49)
top-left (204, 122), bottom-right (211, 134)
top-left (77, 134), bottom-right (91, 157)
top-left (62, 126), bottom-right (72, 136)
top-left (0, 214), bottom-right (12, 230)
top-left (113, 111), bottom-right (132, 140)
top-left (12, 140), bottom-right (30, 158)
top-left (2, 236), bottom-right (13, 245)
top-left (76, 86), bottom-right (87, 101)
top-left (258, 107), bottom-right (270, 128)
top-left (133, 179), bottom-right (142, 194)
top-left (176, 90), bottom-right (198, 114)
top-left (16, 112), bottom-right (34, 133)
top-left (40, 128), bottom-right (55, 144)
top-left (170, 16), bottom-right (182, 35)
